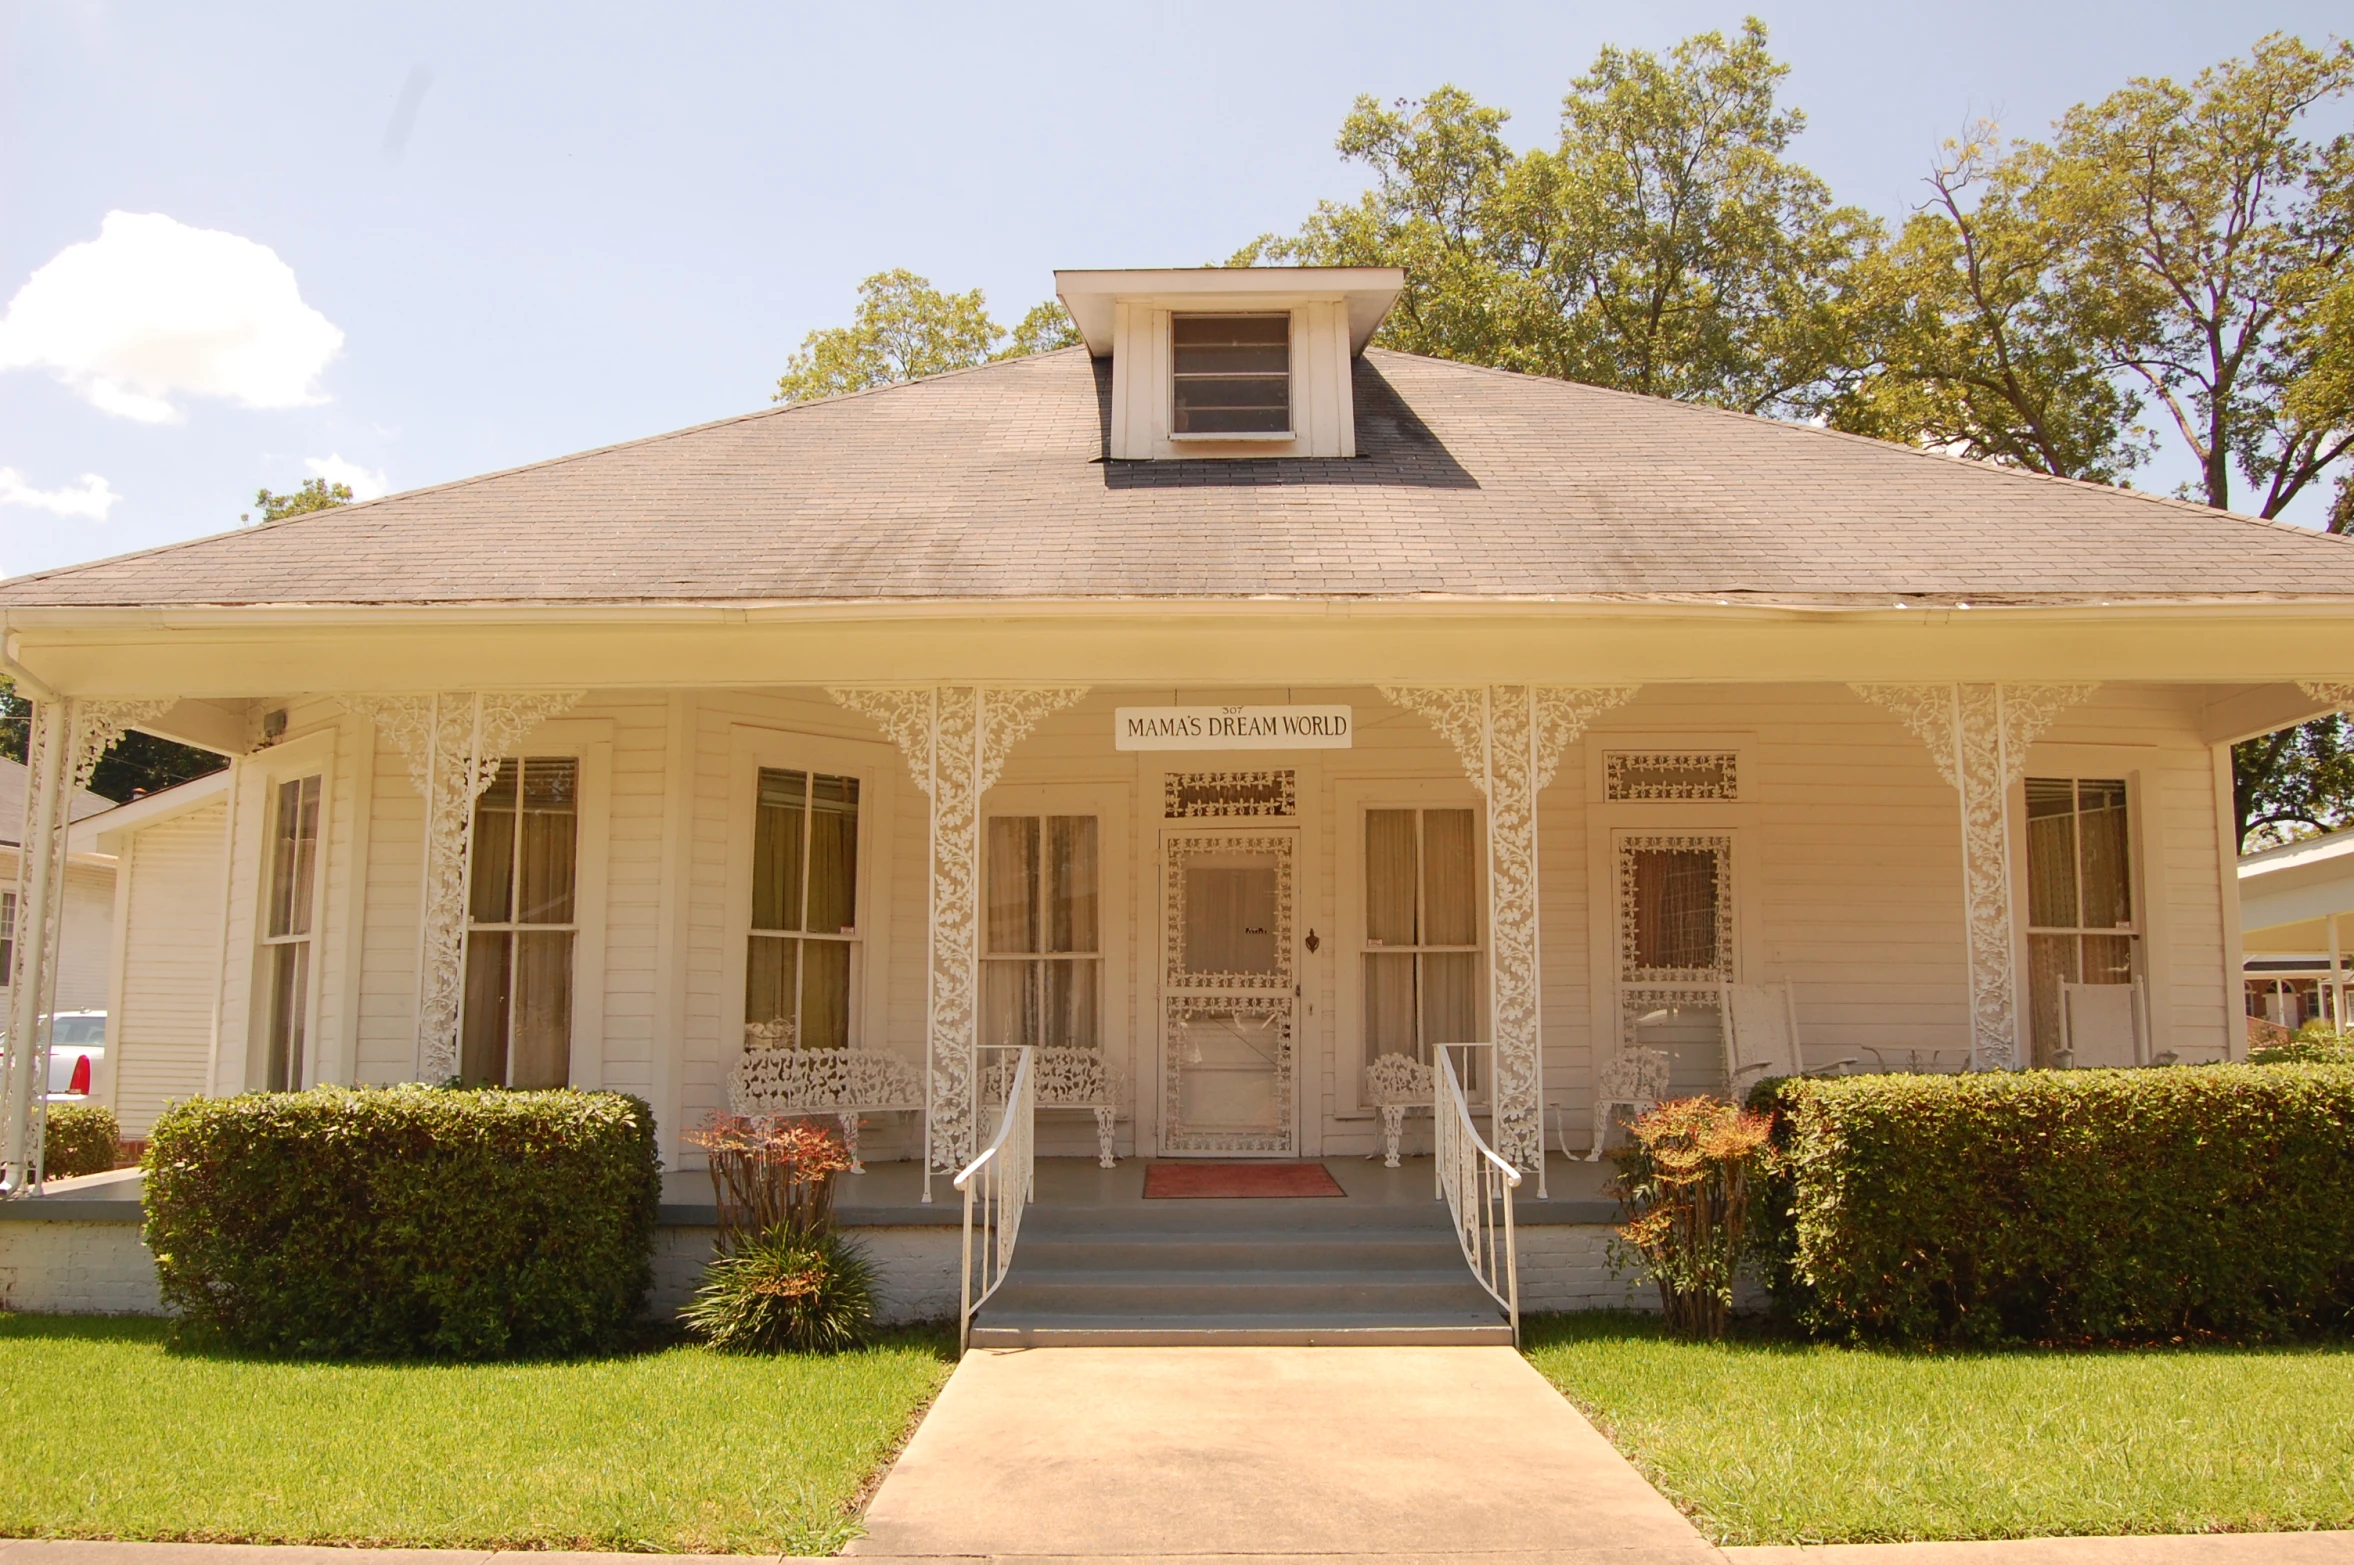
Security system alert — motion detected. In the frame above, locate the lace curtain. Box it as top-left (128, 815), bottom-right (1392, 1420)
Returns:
top-left (982, 815), bottom-right (1101, 1050)
top-left (1363, 808), bottom-right (1479, 1072)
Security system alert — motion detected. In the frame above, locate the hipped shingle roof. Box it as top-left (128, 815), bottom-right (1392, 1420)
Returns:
top-left (6, 348), bottom-right (2353, 610)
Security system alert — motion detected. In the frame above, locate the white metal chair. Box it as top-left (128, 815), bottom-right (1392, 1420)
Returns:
top-left (1574, 1046), bottom-right (1672, 1162)
top-left (2058, 977), bottom-right (2149, 1068)
top-left (1719, 979), bottom-right (1856, 1091)
top-left (1364, 1052), bottom-right (1436, 1168)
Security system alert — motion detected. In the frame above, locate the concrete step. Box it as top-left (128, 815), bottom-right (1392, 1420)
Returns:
top-left (968, 1317), bottom-right (1517, 1347)
top-left (983, 1271), bottom-right (1495, 1314)
top-left (1014, 1230), bottom-right (1464, 1270)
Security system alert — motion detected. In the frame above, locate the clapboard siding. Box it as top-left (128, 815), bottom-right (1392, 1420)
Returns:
top-left (111, 801), bottom-right (225, 1136)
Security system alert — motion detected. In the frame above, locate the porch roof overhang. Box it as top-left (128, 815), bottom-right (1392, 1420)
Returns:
top-left (9, 592), bottom-right (2354, 706)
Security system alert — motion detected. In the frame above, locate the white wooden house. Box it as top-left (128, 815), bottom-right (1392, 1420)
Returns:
top-left (4, 265), bottom-right (2353, 1326)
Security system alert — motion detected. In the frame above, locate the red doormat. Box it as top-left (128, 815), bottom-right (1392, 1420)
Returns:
top-left (1143, 1162), bottom-right (1347, 1199)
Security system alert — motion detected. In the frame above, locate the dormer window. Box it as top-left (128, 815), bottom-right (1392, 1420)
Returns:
top-left (1055, 265), bottom-right (1402, 460)
top-left (1172, 314), bottom-right (1291, 437)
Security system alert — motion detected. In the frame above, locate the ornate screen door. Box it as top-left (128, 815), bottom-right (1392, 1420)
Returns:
top-left (1160, 830), bottom-right (1296, 1156)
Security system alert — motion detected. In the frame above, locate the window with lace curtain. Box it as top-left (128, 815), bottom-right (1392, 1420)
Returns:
top-left (262, 775), bottom-right (322, 1091)
top-left (1362, 808), bottom-right (1482, 1076)
top-left (983, 815), bottom-right (1100, 1050)
top-left (2025, 777), bottom-right (2135, 1067)
top-left (462, 758), bottom-right (578, 1087)
top-left (745, 768), bottom-right (861, 1050)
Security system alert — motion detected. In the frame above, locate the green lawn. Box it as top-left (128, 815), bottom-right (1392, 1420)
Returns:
top-left (1525, 1313), bottom-right (2354, 1546)
top-left (0, 1314), bottom-right (953, 1554)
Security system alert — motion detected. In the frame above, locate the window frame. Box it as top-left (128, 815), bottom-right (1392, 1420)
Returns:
top-left (0, 887), bottom-right (16, 986)
top-left (459, 754), bottom-right (586, 1088)
top-left (1168, 311), bottom-right (1295, 441)
top-left (237, 727), bottom-right (336, 1094)
top-left (259, 771), bottom-right (323, 1092)
top-left (980, 812), bottom-right (1107, 1052)
top-left (2016, 769), bottom-right (2145, 1067)
top-left (1334, 779), bottom-right (1485, 1117)
top-left (723, 727), bottom-right (897, 1086)
top-left (1358, 803), bottom-right (1487, 1081)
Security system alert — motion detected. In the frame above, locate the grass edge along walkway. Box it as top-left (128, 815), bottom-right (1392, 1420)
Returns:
top-left (1523, 1312), bottom-right (2354, 1548)
top-left (0, 1314), bottom-right (955, 1555)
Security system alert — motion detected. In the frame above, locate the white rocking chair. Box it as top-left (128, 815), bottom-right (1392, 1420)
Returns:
top-left (1720, 979), bottom-right (1855, 1092)
top-left (2058, 977), bottom-right (2153, 1069)
top-left (1575, 1046), bottom-right (1672, 1162)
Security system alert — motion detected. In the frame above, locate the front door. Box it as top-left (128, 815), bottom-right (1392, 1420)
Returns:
top-left (1159, 829), bottom-right (1296, 1156)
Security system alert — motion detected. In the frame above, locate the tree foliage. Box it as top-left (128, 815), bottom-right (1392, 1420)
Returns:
top-left (1840, 35), bottom-right (2354, 515)
top-left (1241, 19), bottom-right (1877, 417)
top-left (0, 677), bottom-right (227, 802)
top-left (249, 477), bottom-right (352, 524)
top-left (2235, 716), bottom-right (2354, 851)
top-left (773, 271), bottom-right (1078, 403)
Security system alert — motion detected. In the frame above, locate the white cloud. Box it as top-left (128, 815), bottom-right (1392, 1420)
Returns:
top-left (0, 211), bottom-right (345, 423)
top-left (0, 468), bottom-right (119, 521)
top-left (305, 453), bottom-right (388, 500)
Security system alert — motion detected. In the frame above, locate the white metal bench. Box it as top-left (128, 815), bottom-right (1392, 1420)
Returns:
top-left (982, 1045), bottom-right (1123, 1167)
top-left (728, 1023), bottom-right (925, 1172)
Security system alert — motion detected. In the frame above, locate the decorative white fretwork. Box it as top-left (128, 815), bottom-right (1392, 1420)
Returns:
top-left (1365, 1051), bottom-right (1436, 1168)
top-left (1164, 770), bottom-right (1297, 819)
top-left (1162, 831), bottom-right (1296, 991)
top-left (1617, 834), bottom-right (1735, 986)
top-left (1851, 683), bottom-right (2097, 1069)
top-left (829, 685), bottom-right (1089, 1174)
top-left (1605, 751), bottom-right (1739, 801)
top-left (344, 691), bottom-right (585, 1081)
top-left (1381, 685), bottom-right (1638, 1183)
top-left (1163, 996), bottom-right (1296, 1155)
top-left (728, 1036), bottom-right (926, 1172)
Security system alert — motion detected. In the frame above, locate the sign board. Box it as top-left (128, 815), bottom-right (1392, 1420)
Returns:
top-left (1114, 705), bottom-right (1354, 751)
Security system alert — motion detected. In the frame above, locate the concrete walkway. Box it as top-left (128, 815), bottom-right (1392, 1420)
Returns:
top-left (850, 1345), bottom-right (1718, 1563)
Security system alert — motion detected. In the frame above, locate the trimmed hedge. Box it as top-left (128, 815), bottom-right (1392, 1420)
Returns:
top-left (1750, 1066), bottom-right (2354, 1345)
top-left (42, 1103), bottom-right (120, 1180)
top-left (143, 1086), bottom-right (660, 1359)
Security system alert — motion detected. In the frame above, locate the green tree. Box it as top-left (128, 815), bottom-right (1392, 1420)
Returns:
top-left (1831, 128), bottom-right (2152, 482)
top-left (2235, 716), bottom-right (2354, 850)
top-left (247, 477), bottom-right (352, 525)
top-left (1245, 20), bottom-right (1877, 417)
top-left (773, 272), bottom-right (1076, 404)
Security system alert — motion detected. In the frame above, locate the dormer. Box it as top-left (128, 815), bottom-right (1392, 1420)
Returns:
top-left (1055, 267), bottom-right (1405, 460)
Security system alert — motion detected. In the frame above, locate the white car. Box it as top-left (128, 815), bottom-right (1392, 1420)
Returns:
top-left (43, 1011), bottom-right (107, 1100)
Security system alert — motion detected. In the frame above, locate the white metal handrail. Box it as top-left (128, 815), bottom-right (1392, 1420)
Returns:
top-left (1435, 1042), bottom-right (1521, 1343)
top-left (954, 1044), bottom-right (1035, 1354)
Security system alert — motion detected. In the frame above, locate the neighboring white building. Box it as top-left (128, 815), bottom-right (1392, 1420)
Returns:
top-left (66, 772), bottom-right (230, 1137)
top-left (2237, 826), bottom-right (2354, 1031)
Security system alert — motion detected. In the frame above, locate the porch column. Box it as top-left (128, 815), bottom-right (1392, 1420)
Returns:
top-left (1381, 685), bottom-right (1638, 1191)
top-left (830, 686), bottom-right (1089, 1178)
top-left (1850, 683), bottom-right (2097, 1069)
top-left (344, 692), bottom-right (584, 1083)
top-left (3, 696), bottom-right (171, 1191)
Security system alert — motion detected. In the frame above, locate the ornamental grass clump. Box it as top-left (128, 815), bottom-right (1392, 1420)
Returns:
top-left (681, 1114), bottom-right (874, 1353)
top-left (1609, 1096), bottom-right (1778, 1341)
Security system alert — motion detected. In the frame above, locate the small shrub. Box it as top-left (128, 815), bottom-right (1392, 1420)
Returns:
top-left (685, 1113), bottom-right (850, 1245)
top-left (41, 1104), bottom-right (119, 1180)
top-left (684, 1227), bottom-right (876, 1353)
top-left (1749, 1065), bottom-right (2354, 1345)
top-left (143, 1085), bottom-right (660, 1359)
top-left (2252, 1021), bottom-right (2354, 1066)
top-left (1607, 1097), bottom-right (1777, 1340)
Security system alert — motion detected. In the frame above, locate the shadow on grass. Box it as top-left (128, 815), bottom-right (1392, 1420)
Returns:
top-left (1521, 1309), bottom-right (2354, 1364)
top-left (0, 1307), bottom-right (957, 1368)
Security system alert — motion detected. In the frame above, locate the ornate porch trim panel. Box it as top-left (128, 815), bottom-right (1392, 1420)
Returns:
top-left (829, 686), bottom-right (1089, 1175)
top-left (3, 698), bottom-right (172, 1192)
top-left (1381, 685), bottom-right (1639, 1188)
top-left (345, 693), bottom-right (584, 1082)
top-left (1850, 683), bottom-right (2097, 1069)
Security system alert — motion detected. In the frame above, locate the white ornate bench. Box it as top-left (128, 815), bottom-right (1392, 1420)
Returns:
top-left (727, 1022), bottom-right (924, 1172)
top-left (981, 1046), bottom-right (1124, 1167)
top-left (1365, 1052), bottom-right (1436, 1168)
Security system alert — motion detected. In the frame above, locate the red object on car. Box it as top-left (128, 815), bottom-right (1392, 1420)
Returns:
top-left (67, 1053), bottom-right (91, 1095)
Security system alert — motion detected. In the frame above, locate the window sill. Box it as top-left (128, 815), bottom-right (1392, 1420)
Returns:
top-left (1167, 430), bottom-right (1295, 442)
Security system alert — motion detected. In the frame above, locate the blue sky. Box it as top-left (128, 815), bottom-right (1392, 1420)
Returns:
top-left (2, 1), bottom-right (2346, 578)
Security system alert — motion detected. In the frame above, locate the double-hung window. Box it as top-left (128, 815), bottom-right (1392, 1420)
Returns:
top-left (0, 889), bottom-right (15, 984)
top-left (746, 768), bottom-right (860, 1049)
top-left (462, 758), bottom-right (579, 1087)
top-left (261, 775), bottom-right (322, 1092)
top-left (982, 816), bottom-right (1100, 1049)
top-left (2025, 777), bottom-right (2135, 1065)
top-left (1362, 808), bottom-right (1481, 1076)
top-left (1172, 313), bottom-right (1291, 435)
